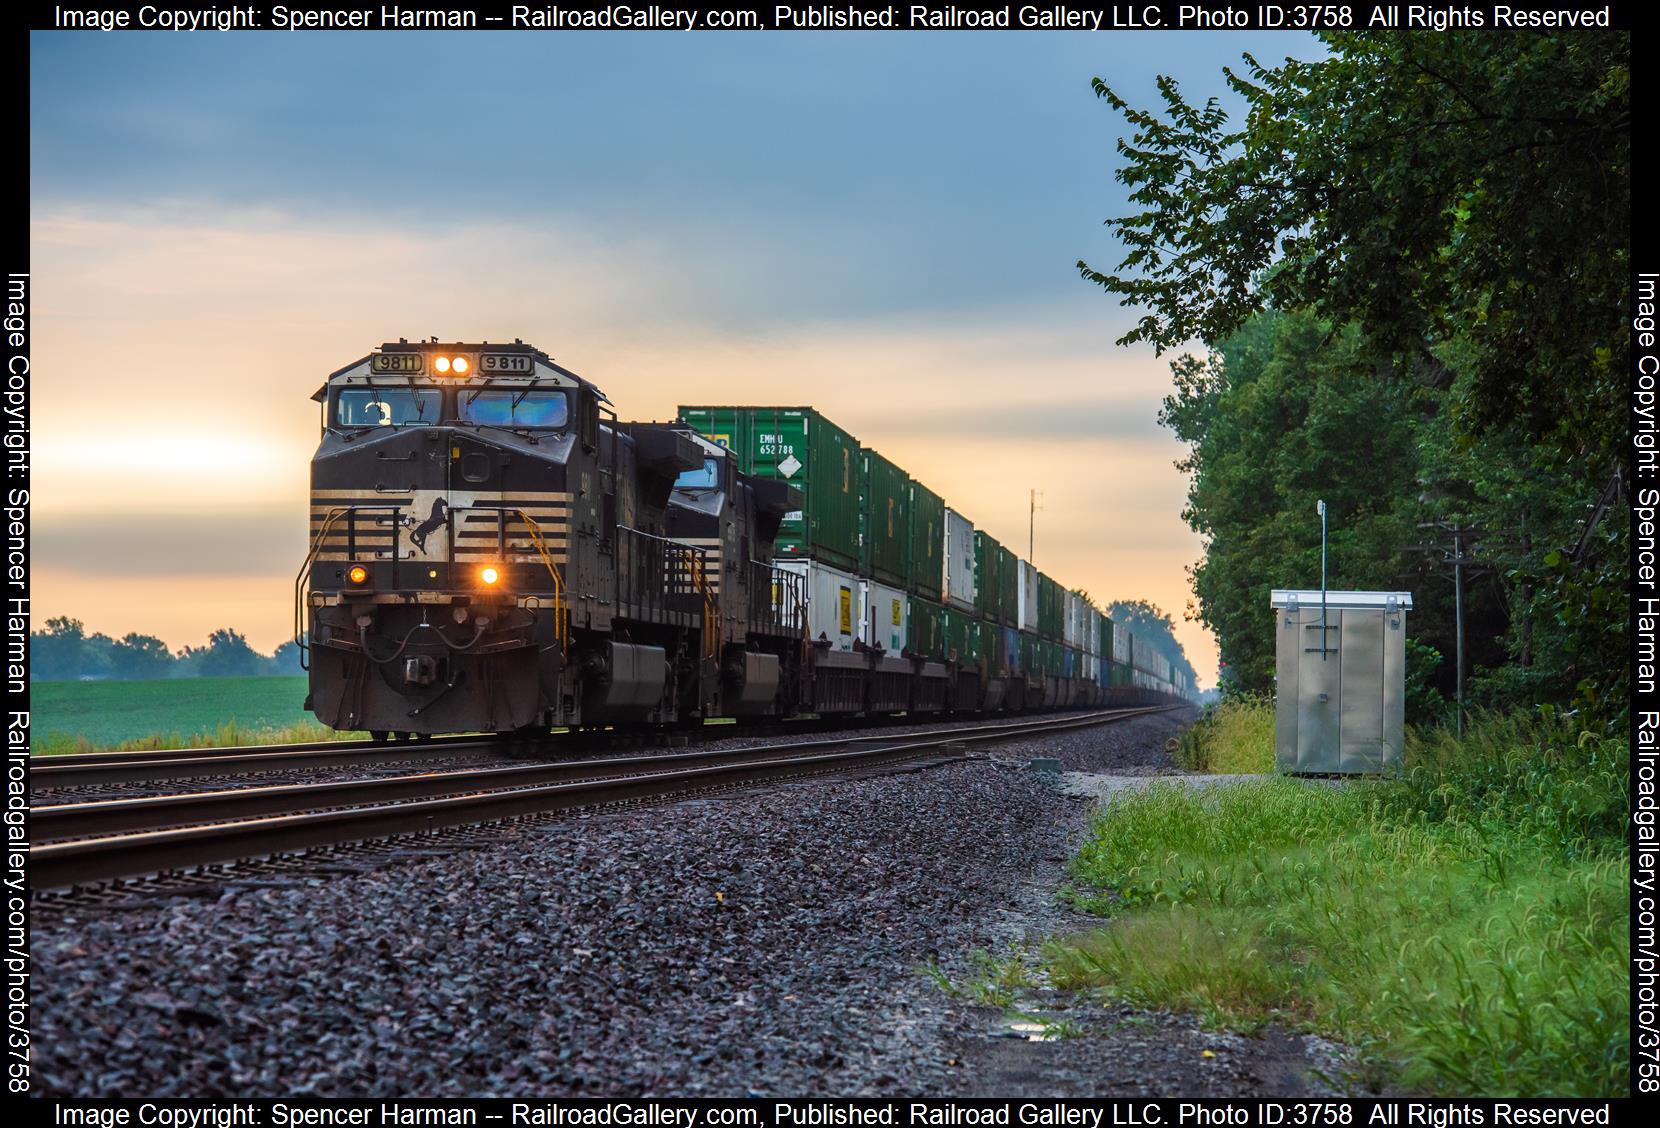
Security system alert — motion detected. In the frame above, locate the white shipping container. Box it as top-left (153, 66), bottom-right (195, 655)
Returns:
top-left (1085, 608), bottom-right (1102, 657)
top-left (863, 579), bottom-right (908, 653)
top-left (776, 559), bottom-right (864, 652)
top-left (1062, 591), bottom-right (1079, 647)
top-left (1017, 559), bottom-right (1039, 632)
top-left (942, 508), bottom-right (977, 612)
top-left (1112, 619), bottom-right (1132, 666)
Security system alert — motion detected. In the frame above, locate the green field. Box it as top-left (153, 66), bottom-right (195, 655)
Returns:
top-left (28, 676), bottom-right (359, 754)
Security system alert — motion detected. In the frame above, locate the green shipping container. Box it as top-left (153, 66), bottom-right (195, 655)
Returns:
top-left (996, 544), bottom-right (1018, 626)
top-left (973, 533), bottom-right (1020, 626)
top-left (943, 607), bottom-right (985, 664)
top-left (859, 447), bottom-right (910, 586)
top-left (973, 531), bottom-right (1002, 620)
top-left (909, 596), bottom-right (946, 660)
top-left (909, 479), bottom-right (944, 602)
top-left (678, 406), bottom-right (861, 571)
top-left (1037, 572), bottom-right (1064, 641)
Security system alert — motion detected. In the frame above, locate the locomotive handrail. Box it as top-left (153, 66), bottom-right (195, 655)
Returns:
top-left (680, 545), bottom-right (719, 660)
top-left (451, 504), bottom-right (571, 659)
top-left (509, 508), bottom-right (568, 658)
top-left (294, 507), bottom-right (350, 671)
top-left (617, 525), bottom-right (718, 657)
top-left (294, 503), bottom-right (406, 670)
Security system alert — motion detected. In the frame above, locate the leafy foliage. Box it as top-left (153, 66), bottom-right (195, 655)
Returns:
top-left (1088, 33), bottom-right (1630, 719)
top-left (1080, 30), bottom-right (1629, 455)
top-left (28, 618), bottom-right (297, 681)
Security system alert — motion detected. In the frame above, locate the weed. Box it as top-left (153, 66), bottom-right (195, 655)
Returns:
top-left (1049, 711), bottom-right (1628, 1096)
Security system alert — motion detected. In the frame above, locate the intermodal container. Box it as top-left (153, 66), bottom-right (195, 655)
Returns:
top-left (909, 479), bottom-right (944, 602)
top-left (678, 405), bottom-right (861, 571)
top-left (974, 531), bottom-right (1003, 621)
top-left (908, 595), bottom-right (946, 660)
top-left (1112, 620), bottom-right (1133, 668)
top-left (865, 579), bottom-right (908, 654)
top-left (1017, 560), bottom-right (1039, 632)
top-left (943, 607), bottom-right (985, 663)
top-left (1020, 632), bottom-right (1040, 676)
top-left (858, 447), bottom-right (910, 586)
top-left (1037, 572), bottom-right (1064, 641)
top-left (776, 558), bottom-right (862, 651)
top-left (996, 544), bottom-right (1018, 626)
top-left (943, 508), bottom-right (976, 611)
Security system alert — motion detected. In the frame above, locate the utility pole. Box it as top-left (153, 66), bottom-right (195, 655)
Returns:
top-left (1411, 520), bottom-right (1485, 736)
top-left (1029, 489), bottom-right (1042, 562)
top-left (1452, 524), bottom-right (1467, 737)
top-left (1317, 499), bottom-right (1328, 661)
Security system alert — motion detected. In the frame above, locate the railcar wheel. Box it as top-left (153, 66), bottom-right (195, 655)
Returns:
top-left (371, 730), bottom-right (390, 742)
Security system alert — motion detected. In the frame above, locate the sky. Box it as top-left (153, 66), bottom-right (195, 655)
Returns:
top-left (29, 29), bottom-right (1321, 687)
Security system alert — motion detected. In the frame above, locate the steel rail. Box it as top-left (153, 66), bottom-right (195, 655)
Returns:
top-left (30, 707), bottom-right (1172, 890)
top-left (32, 707), bottom-right (1167, 841)
top-left (30, 737), bottom-right (503, 788)
top-left (32, 733), bottom-right (482, 768)
top-left (29, 706), bottom-right (1162, 787)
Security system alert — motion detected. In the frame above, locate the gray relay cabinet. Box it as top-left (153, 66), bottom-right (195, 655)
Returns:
top-left (1270, 590), bottom-right (1413, 775)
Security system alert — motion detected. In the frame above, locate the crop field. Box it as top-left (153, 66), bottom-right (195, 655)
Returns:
top-left (28, 676), bottom-right (355, 755)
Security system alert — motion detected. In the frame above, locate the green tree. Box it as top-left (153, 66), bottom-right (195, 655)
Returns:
top-left (29, 617), bottom-right (87, 681)
top-left (270, 639), bottom-right (304, 675)
top-left (1087, 32), bottom-right (1630, 718)
top-left (180, 628), bottom-right (264, 678)
top-left (107, 633), bottom-right (176, 680)
top-left (1080, 30), bottom-right (1629, 455)
top-left (1158, 310), bottom-right (1435, 695)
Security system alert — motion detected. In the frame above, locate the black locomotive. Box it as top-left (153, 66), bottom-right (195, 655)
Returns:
top-left (298, 340), bottom-right (1190, 738)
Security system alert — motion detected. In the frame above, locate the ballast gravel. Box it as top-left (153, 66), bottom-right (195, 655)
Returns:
top-left (33, 705), bottom-right (1341, 1097)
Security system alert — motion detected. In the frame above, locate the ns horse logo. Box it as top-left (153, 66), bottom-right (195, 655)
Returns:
top-left (401, 497), bottom-right (449, 556)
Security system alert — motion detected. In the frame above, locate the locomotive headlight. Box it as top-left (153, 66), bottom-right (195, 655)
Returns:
top-left (348, 565), bottom-right (369, 585)
top-left (480, 565), bottom-right (501, 585)
top-left (451, 356), bottom-right (469, 374)
top-left (434, 356), bottom-right (452, 374)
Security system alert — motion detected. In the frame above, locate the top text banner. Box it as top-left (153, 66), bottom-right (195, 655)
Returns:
top-left (40, 1), bottom-right (1638, 32)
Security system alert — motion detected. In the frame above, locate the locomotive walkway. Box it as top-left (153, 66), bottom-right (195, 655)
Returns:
top-left (30, 707), bottom-right (1173, 890)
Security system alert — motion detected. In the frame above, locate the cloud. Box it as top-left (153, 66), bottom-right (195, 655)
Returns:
top-left (28, 203), bottom-right (1216, 682)
top-left (32, 508), bottom-right (302, 577)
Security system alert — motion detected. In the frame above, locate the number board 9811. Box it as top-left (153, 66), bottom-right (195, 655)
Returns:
top-left (480, 354), bottom-right (535, 375)
top-left (370, 353), bottom-right (424, 374)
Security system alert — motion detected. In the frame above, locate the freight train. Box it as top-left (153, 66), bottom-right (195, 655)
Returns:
top-left (298, 340), bottom-right (1194, 738)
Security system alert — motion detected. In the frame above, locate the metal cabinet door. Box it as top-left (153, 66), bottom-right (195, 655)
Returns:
top-left (1295, 611), bottom-right (1341, 773)
top-left (1274, 607), bottom-right (1301, 772)
top-left (1339, 610), bottom-right (1386, 772)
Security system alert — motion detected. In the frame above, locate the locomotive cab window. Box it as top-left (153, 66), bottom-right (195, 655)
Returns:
top-left (458, 389), bottom-right (570, 429)
top-left (674, 457), bottom-right (720, 490)
top-left (334, 387), bottom-right (441, 428)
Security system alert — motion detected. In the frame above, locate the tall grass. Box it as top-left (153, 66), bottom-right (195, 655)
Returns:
top-left (30, 719), bottom-right (366, 757)
top-left (1051, 711), bottom-right (1628, 1096)
top-left (1172, 696), bottom-right (1275, 773)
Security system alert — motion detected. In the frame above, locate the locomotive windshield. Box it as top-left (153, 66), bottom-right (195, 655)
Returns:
top-left (675, 457), bottom-right (721, 490)
top-left (458, 389), bottom-right (569, 429)
top-left (334, 387), bottom-right (441, 428)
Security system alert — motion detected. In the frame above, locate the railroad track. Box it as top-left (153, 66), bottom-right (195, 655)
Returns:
top-left (30, 706), bottom-right (1172, 890)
